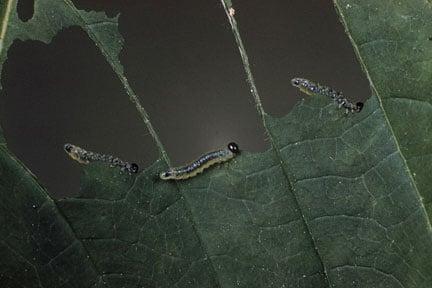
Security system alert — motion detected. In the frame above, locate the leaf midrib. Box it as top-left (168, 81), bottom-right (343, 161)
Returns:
top-left (0, 0), bottom-right (13, 52)
top-left (1, 0), bottom-right (225, 285)
top-left (62, 0), bottom-right (170, 164)
top-left (333, 0), bottom-right (432, 233)
top-left (0, 0), bottom-right (12, 37)
top-left (219, 0), bottom-right (331, 286)
top-left (0, 0), bottom-right (353, 286)
top-left (56, 1), bottom-right (226, 286)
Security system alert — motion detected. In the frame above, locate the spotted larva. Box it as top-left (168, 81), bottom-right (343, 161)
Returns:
top-left (64, 143), bottom-right (139, 174)
top-left (160, 142), bottom-right (240, 180)
top-left (291, 77), bottom-right (363, 113)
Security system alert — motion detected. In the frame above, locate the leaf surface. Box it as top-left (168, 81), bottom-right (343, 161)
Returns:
top-left (1, 0), bottom-right (432, 287)
top-left (334, 0), bottom-right (432, 219)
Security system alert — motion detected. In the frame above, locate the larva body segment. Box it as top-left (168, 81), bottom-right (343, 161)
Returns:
top-left (64, 143), bottom-right (139, 174)
top-left (291, 77), bottom-right (363, 113)
top-left (160, 142), bottom-right (240, 180)
top-left (63, 144), bottom-right (91, 164)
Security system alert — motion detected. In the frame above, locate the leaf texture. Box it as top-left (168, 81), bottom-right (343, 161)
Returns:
top-left (0, 0), bottom-right (431, 287)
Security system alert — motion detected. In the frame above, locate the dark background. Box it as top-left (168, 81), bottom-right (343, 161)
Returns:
top-left (0, 0), bottom-right (370, 198)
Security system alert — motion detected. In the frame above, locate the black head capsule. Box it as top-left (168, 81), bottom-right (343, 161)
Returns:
top-left (228, 142), bottom-right (240, 154)
top-left (356, 102), bottom-right (364, 112)
top-left (130, 163), bottom-right (139, 173)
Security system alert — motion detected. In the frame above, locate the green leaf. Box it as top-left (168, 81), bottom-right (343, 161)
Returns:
top-left (0, 145), bottom-right (98, 287)
top-left (0, 0), bottom-right (122, 81)
top-left (1, 0), bottom-right (432, 287)
top-left (333, 0), bottom-right (432, 219)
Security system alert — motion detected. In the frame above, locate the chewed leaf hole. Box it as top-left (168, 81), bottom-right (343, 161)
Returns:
top-left (17, 0), bottom-right (34, 22)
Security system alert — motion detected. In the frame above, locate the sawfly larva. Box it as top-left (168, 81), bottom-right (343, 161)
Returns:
top-left (160, 142), bottom-right (240, 180)
top-left (291, 77), bottom-right (364, 113)
top-left (64, 143), bottom-right (139, 174)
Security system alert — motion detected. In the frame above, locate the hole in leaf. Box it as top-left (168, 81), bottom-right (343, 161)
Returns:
top-left (233, 0), bottom-right (371, 116)
top-left (119, 1), bottom-right (269, 165)
top-left (0, 27), bottom-right (158, 199)
top-left (71, 0), bottom-right (121, 17)
top-left (17, 0), bottom-right (34, 22)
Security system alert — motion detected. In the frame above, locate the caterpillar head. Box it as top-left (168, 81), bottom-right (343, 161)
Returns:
top-left (356, 102), bottom-right (364, 112)
top-left (125, 163), bottom-right (139, 174)
top-left (228, 142), bottom-right (240, 154)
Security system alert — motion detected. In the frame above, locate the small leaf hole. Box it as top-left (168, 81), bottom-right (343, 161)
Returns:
top-left (17, 0), bottom-right (34, 22)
